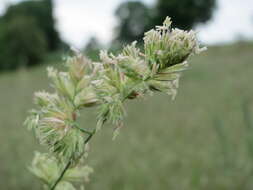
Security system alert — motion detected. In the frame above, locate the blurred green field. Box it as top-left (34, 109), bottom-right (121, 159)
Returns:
top-left (1, 42), bottom-right (253, 190)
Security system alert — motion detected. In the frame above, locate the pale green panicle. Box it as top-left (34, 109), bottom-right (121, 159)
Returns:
top-left (24, 17), bottom-right (206, 190)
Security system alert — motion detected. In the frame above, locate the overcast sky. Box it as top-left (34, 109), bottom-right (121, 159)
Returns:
top-left (1, 0), bottom-right (253, 48)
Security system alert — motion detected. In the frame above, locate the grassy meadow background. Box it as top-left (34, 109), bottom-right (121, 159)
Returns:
top-left (1, 42), bottom-right (253, 189)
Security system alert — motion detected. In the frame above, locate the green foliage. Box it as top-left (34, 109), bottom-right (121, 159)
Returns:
top-left (0, 0), bottom-right (62, 71)
top-left (153, 0), bottom-right (216, 30)
top-left (3, 0), bottom-right (61, 50)
top-left (24, 17), bottom-right (205, 189)
top-left (114, 1), bottom-right (152, 43)
top-left (114, 0), bottom-right (216, 43)
top-left (1, 42), bottom-right (253, 190)
top-left (211, 101), bottom-right (253, 189)
top-left (84, 37), bottom-right (101, 62)
top-left (0, 15), bottom-right (47, 70)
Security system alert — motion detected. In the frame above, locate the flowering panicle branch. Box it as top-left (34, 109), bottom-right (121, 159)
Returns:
top-left (24, 17), bottom-right (206, 190)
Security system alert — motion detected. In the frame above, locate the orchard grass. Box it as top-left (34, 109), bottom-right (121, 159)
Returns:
top-left (24, 17), bottom-right (206, 190)
top-left (1, 31), bottom-right (253, 189)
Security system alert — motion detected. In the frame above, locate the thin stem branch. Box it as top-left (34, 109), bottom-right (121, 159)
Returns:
top-left (50, 160), bottom-right (71, 190)
top-left (76, 125), bottom-right (94, 135)
top-left (49, 65), bottom-right (147, 190)
top-left (50, 129), bottom-right (96, 190)
top-left (84, 130), bottom-right (95, 144)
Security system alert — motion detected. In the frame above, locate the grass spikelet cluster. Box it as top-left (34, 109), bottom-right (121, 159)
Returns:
top-left (24, 17), bottom-right (206, 190)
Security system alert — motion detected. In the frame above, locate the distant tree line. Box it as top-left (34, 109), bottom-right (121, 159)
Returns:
top-left (113, 0), bottom-right (216, 45)
top-left (0, 0), bottom-right (216, 71)
top-left (0, 0), bottom-right (63, 71)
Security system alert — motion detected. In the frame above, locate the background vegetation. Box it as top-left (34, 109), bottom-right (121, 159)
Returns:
top-left (0, 0), bottom-right (216, 70)
top-left (113, 0), bottom-right (216, 44)
top-left (0, 0), bottom-right (63, 71)
top-left (1, 42), bottom-right (253, 189)
top-left (1, 0), bottom-right (253, 189)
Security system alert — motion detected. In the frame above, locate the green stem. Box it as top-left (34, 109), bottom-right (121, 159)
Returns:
top-left (76, 125), bottom-right (94, 135)
top-left (50, 129), bottom-right (95, 190)
top-left (50, 71), bottom-right (150, 190)
top-left (50, 159), bottom-right (71, 190)
top-left (85, 130), bottom-right (95, 144)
